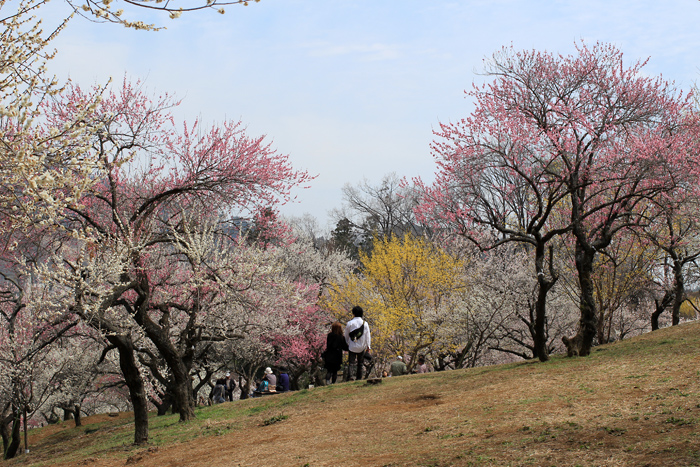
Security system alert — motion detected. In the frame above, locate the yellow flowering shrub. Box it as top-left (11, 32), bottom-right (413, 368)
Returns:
top-left (323, 234), bottom-right (465, 368)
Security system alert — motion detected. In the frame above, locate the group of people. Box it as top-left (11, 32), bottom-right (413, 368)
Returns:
top-left (323, 305), bottom-right (373, 383)
top-left (210, 372), bottom-right (237, 403)
top-left (383, 355), bottom-right (430, 377)
top-left (323, 305), bottom-right (432, 382)
top-left (210, 367), bottom-right (291, 403)
top-left (250, 367), bottom-right (291, 397)
top-left (212, 305), bottom-right (428, 403)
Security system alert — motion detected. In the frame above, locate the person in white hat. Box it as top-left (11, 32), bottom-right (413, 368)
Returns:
top-left (264, 367), bottom-right (277, 391)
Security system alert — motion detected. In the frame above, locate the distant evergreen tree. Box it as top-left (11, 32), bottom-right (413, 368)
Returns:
top-left (330, 218), bottom-right (359, 261)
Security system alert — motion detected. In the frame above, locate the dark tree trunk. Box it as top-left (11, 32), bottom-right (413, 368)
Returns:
top-left (147, 337), bottom-right (195, 421)
top-left (192, 369), bottom-right (213, 405)
top-left (156, 402), bottom-right (171, 416)
top-left (238, 375), bottom-right (250, 400)
top-left (651, 255), bottom-right (685, 331)
top-left (454, 341), bottom-right (473, 369)
top-left (533, 283), bottom-right (550, 361)
top-left (533, 243), bottom-right (558, 362)
top-left (108, 335), bottom-right (149, 445)
top-left (651, 290), bottom-right (674, 331)
top-left (153, 392), bottom-right (173, 416)
top-left (671, 260), bottom-right (684, 326)
top-left (570, 240), bottom-right (599, 357)
top-left (291, 367), bottom-right (306, 391)
top-left (170, 369), bottom-right (195, 421)
top-left (131, 300), bottom-right (196, 422)
top-left (74, 281), bottom-right (150, 445)
top-left (74, 405), bottom-right (82, 427)
top-left (60, 404), bottom-right (82, 427)
top-left (0, 413), bottom-right (10, 456)
top-left (3, 408), bottom-right (20, 460)
top-left (23, 407), bottom-right (27, 454)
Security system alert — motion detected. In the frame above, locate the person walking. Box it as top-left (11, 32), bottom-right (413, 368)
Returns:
top-left (390, 356), bottom-right (407, 376)
top-left (323, 322), bottom-right (347, 384)
top-left (344, 306), bottom-right (371, 381)
top-left (223, 372), bottom-right (236, 401)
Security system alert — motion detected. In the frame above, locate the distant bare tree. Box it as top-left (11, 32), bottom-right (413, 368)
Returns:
top-left (333, 173), bottom-right (428, 245)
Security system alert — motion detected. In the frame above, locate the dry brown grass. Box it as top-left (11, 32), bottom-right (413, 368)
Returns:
top-left (6, 321), bottom-right (700, 467)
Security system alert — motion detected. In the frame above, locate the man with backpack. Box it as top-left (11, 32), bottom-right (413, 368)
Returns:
top-left (344, 305), bottom-right (371, 381)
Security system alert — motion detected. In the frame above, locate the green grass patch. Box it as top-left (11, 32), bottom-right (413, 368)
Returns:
top-left (262, 413), bottom-right (288, 426)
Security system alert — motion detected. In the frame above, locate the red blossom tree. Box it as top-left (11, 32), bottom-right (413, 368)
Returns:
top-left (419, 42), bottom-right (700, 358)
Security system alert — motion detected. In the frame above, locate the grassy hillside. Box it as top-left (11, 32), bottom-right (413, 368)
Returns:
top-left (6, 322), bottom-right (700, 467)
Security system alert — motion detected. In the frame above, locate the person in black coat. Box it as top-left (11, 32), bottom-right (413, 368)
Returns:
top-left (324, 322), bottom-right (347, 384)
top-left (210, 378), bottom-right (226, 404)
top-left (223, 372), bottom-right (236, 401)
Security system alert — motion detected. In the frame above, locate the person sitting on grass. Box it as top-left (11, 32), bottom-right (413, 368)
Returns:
top-left (251, 368), bottom-right (277, 397)
top-left (277, 367), bottom-right (291, 392)
top-left (250, 377), bottom-right (269, 397)
top-left (263, 367), bottom-right (277, 391)
top-left (414, 356), bottom-right (430, 374)
top-left (390, 356), bottom-right (407, 376)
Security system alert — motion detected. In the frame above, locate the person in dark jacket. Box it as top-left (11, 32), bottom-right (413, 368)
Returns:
top-left (277, 367), bottom-right (291, 392)
top-left (324, 322), bottom-right (347, 384)
top-left (223, 372), bottom-right (236, 401)
top-left (210, 378), bottom-right (226, 404)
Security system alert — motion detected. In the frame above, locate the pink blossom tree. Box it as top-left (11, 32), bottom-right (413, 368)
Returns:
top-left (209, 227), bottom-right (347, 394)
top-left (2, 0), bottom-right (267, 236)
top-left (44, 78), bottom-right (313, 425)
top-left (266, 292), bottom-right (328, 389)
top-left (419, 42), bottom-right (700, 358)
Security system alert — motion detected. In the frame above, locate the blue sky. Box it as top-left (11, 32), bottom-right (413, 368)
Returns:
top-left (42, 0), bottom-right (700, 230)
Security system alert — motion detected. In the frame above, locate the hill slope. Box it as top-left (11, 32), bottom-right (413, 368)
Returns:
top-left (7, 322), bottom-right (700, 467)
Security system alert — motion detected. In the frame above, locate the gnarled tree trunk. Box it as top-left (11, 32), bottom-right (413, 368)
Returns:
top-left (3, 405), bottom-right (21, 460)
top-left (108, 334), bottom-right (149, 445)
top-left (566, 240), bottom-right (600, 357)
